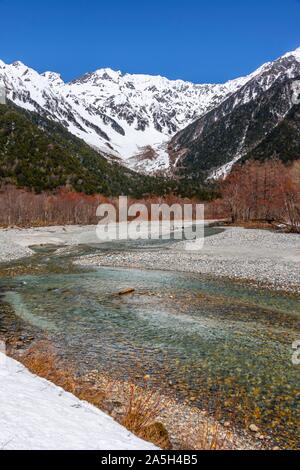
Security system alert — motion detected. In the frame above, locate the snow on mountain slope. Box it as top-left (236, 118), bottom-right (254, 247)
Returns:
top-left (0, 60), bottom-right (252, 173)
top-left (0, 47), bottom-right (299, 175)
top-left (169, 47), bottom-right (300, 179)
top-left (0, 353), bottom-right (157, 450)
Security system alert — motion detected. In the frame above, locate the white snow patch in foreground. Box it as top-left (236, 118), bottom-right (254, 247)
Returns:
top-left (0, 353), bottom-right (157, 450)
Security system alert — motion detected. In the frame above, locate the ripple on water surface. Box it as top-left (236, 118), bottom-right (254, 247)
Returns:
top-left (1, 241), bottom-right (300, 449)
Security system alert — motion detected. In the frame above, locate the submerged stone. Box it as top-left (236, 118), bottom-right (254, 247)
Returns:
top-left (118, 288), bottom-right (136, 296)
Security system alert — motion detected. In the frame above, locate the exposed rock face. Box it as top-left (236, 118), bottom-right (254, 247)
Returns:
top-left (0, 48), bottom-right (300, 177)
top-left (0, 58), bottom-right (268, 173)
top-left (169, 49), bottom-right (300, 179)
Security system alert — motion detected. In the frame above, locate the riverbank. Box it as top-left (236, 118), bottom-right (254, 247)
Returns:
top-left (0, 225), bottom-right (101, 263)
top-left (6, 341), bottom-right (265, 451)
top-left (1, 225), bottom-right (299, 293)
top-left (0, 224), bottom-right (298, 450)
top-left (0, 352), bottom-right (157, 450)
top-left (75, 227), bottom-right (300, 293)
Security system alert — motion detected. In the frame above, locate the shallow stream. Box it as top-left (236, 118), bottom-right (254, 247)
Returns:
top-left (0, 227), bottom-right (299, 448)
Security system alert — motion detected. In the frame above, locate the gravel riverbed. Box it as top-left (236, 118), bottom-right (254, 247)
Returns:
top-left (76, 228), bottom-right (300, 293)
top-left (1, 225), bottom-right (298, 450)
top-left (0, 226), bottom-right (299, 292)
top-left (0, 230), bottom-right (33, 263)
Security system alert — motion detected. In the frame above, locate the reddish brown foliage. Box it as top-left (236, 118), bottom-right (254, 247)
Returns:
top-left (0, 185), bottom-right (206, 227)
top-left (220, 159), bottom-right (300, 232)
top-left (0, 185), bottom-right (109, 227)
top-left (2, 160), bottom-right (298, 230)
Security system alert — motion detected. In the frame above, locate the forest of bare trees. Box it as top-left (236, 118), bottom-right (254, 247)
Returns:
top-left (220, 159), bottom-right (300, 232)
top-left (0, 186), bottom-right (198, 227)
top-left (0, 159), bottom-right (299, 231)
top-left (0, 186), bottom-right (109, 226)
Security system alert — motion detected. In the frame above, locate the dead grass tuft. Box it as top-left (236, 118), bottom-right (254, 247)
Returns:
top-left (122, 384), bottom-right (170, 449)
top-left (21, 341), bottom-right (78, 394)
top-left (195, 420), bottom-right (234, 450)
top-left (19, 343), bottom-right (169, 448)
top-left (15, 342), bottom-right (255, 450)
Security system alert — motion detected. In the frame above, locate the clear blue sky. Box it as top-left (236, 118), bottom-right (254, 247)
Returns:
top-left (0, 0), bottom-right (299, 83)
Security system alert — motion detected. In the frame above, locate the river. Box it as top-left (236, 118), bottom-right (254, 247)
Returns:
top-left (0, 227), bottom-right (299, 449)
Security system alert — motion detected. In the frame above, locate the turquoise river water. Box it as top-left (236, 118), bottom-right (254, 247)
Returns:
top-left (0, 228), bottom-right (299, 448)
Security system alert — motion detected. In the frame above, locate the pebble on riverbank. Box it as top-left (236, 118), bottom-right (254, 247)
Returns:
top-left (75, 228), bottom-right (300, 294)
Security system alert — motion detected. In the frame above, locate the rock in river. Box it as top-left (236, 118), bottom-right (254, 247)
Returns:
top-left (118, 288), bottom-right (136, 296)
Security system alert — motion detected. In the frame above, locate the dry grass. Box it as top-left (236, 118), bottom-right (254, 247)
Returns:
top-left (21, 342), bottom-right (78, 395)
top-left (18, 342), bottom-right (169, 448)
top-left (121, 384), bottom-right (170, 449)
top-left (224, 220), bottom-right (275, 230)
top-left (194, 420), bottom-right (234, 451)
top-left (13, 341), bottom-right (258, 451)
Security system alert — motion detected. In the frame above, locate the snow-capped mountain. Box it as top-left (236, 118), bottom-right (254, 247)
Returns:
top-left (0, 47), bottom-right (299, 177)
top-left (0, 59), bottom-right (257, 173)
top-left (169, 47), bottom-right (300, 179)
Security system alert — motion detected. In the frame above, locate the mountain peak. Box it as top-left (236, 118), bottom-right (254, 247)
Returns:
top-left (1, 47), bottom-right (300, 175)
top-left (12, 60), bottom-right (26, 68)
top-left (69, 67), bottom-right (123, 85)
top-left (42, 71), bottom-right (64, 86)
top-left (283, 46), bottom-right (300, 62)
top-left (95, 67), bottom-right (122, 79)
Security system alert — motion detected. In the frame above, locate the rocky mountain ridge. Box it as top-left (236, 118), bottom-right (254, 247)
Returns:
top-left (1, 47), bottom-right (299, 177)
